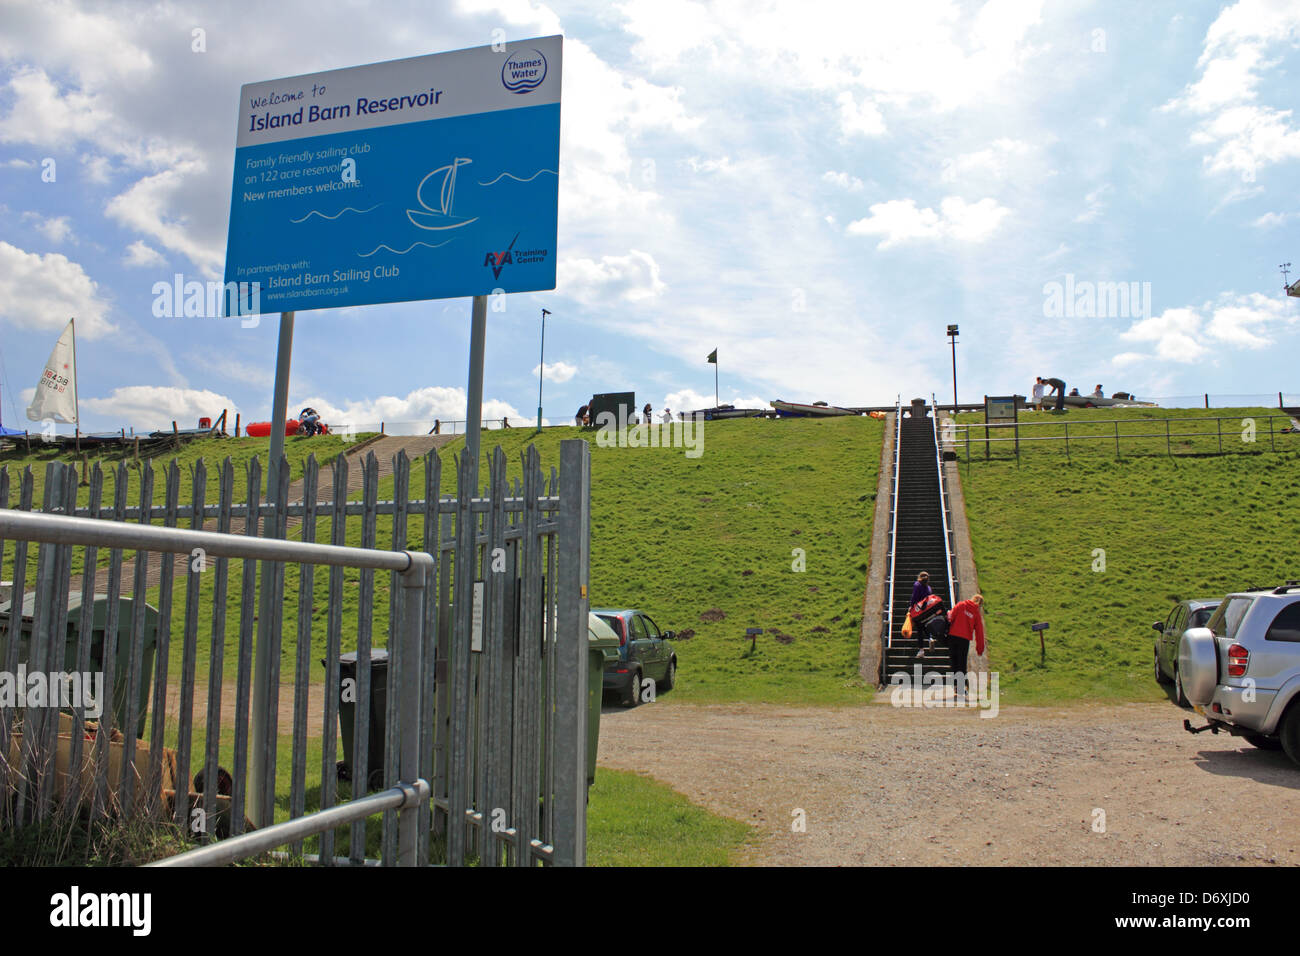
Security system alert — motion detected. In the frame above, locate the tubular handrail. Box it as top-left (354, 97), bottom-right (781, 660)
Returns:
top-left (147, 780), bottom-right (431, 867)
top-left (884, 397), bottom-right (901, 654)
top-left (931, 395), bottom-right (958, 607)
top-left (0, 509), bottom-right (430, 574)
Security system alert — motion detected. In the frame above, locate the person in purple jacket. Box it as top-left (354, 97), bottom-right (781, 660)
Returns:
top-left (910, 571), bottom-right (933, 607)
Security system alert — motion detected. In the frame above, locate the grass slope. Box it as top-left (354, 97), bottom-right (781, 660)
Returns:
top-left (954, 406), bottom-right (1300, 703)
top-left (423, 417), bottom-right (884, 705)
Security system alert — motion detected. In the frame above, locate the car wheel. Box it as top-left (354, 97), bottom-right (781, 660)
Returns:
top-left (622, 670), bottom-right (641, 708)
top-left (1280, 705), bottom-right (1300, 767)
top-left (1173, 665), bottom-right (1190, 708)
top-left (661, 658), bottom-right (676, 692)
top-left (1242, 733), bottom-right (1282, 751)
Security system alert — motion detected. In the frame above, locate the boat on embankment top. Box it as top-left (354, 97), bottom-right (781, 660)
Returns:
top-left (770, 400), bottom-right (857, 417)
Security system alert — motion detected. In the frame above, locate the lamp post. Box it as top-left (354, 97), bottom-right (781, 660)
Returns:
top-left (537, 308), bottom-right (550, 432)
top-left (947, 324), bottom-right (959, 414)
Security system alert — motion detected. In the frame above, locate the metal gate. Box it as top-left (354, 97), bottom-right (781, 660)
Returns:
top-left (0, 439), bottom-right (591, 866)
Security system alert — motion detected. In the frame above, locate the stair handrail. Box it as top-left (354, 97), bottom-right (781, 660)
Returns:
top-left (930, 393), bottom-right (959, 606)
top-left (884, 396), bottom-right (902, 656)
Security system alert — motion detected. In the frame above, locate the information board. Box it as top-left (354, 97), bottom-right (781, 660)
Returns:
top-left (224, 36), bottom-right (562, 314)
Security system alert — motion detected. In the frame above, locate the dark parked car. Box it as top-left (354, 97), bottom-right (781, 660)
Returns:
top-left (1153, 598), bottom-right (1220, 706)
top-left (593, 608), bottom-right (677, 707)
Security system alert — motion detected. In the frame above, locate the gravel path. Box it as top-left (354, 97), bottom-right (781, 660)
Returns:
top-left (597, 699), bottom-right (1300, 866)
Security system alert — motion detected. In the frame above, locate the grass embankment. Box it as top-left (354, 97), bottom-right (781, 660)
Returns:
top-left (953, 406), bottom-right (1300, 704)
top-left (424, 417), bottom-right (884, 705)
top-left (5, 420), bottom-right (884, 706)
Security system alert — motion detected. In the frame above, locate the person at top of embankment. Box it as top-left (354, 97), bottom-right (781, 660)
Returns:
top-left (1041, 376), bottom-right (1066, 412)
top-left (947, 594), bottom-right (986, 680)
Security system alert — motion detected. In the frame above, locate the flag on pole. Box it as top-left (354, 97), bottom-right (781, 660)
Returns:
top-left (27, 318), bottom-right (78, 424)
top-left (707, 348), bottom-right (717, 364)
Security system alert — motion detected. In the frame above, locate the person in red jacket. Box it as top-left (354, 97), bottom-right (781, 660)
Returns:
top-left (946, 594), bottom-right (986, 676)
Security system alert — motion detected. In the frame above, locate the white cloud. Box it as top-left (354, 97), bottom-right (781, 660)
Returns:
top-left (105, 160), bottom-right (222, 278)
top-left (1251, 210), bottom-right (1293, 228)
top-left (532, 361), bottom-right (577, 384)
top-left (80, 154), bottom-right (113, 184)
top-left (941, 138), bottom-right (1033, 183)
top-left (81, 386), bottom-right (236, 431)
top-left (0, 67), bottom-right (111, 148)
top-left (21, 212), bottom-right (74, 244)
top-left (822, 170), bottom-right (864, 192)
top-left (294, 386), bottom-right (529, 430)
top-left (4, 157), bottom-right (34, 169)
top-left (619, 0), bottom-right (1046, 112)
top-left (661, 388), bottom-right (768, 414)
top-left (1204, 291), bottom-right (1294, 348)
top-left (557, 38), bottom-right (698, 238)
top-left (122, 240), bottom-right (166, 268)
top-left (685, 155), bottom-right (734, 175)
top-left (558, 250), bottom-right (667, 305)
top-left (1119, 307), bottom-right (1210, 363)
top-left (1116, 292), bottom-right (1296, 362)
top-left (1074, 184), bottom-right (1111, 224)
top-left (836, 91), bottom-right (886, 137)
top-left (1111, 352), bottom-right (1148, 368)
top-left (1164, 1), bottom-right (1300, 177)
top-left (0, 241), bottom-right (113, 337)
top-left (846, 196), bottom-right (1010, 247)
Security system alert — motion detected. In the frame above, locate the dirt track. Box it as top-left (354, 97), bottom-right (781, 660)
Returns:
top-left (596, 699), bottom-right (1300, 866)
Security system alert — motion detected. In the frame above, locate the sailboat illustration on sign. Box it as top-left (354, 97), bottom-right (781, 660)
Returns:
top-left (406, 157), bottom-right (480, 231)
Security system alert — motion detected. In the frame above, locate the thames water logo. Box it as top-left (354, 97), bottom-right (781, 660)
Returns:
top-left (502, 49), bottom-right (547, 93)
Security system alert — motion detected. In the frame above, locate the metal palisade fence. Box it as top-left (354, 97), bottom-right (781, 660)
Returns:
top-left (0, 439), bottom-right (592, 866)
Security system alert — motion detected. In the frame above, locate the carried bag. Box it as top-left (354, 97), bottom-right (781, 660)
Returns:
top-left (901, 615), bottom-right (913, 638)
top-left (909, 593), bottom-right (945, 625)
top-left (923, 614), bottom-right (949, 642)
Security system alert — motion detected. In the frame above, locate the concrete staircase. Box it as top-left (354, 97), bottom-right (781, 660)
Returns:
top-left (883, 405), bottom-right (954, 680)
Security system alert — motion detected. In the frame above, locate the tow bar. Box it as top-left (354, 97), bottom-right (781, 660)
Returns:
top-left (1183, 719), bottom-right (1220, 735)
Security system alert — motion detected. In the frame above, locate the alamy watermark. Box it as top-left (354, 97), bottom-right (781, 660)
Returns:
top-left (888, 666), bottom-right (1000, 718)
top-left (593, 409), bottom-right (704, 458)
top-left (1042, 274), bottom-right (1151, 320)
top-left (0, 666), bottom-right (104, 718)
top-left (152, 273), bottom-right (262, 327)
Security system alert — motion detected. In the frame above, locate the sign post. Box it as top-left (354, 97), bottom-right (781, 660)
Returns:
top-left (983, 394), bottom-right (1020, 463)
top-left (224, 37), bottom-right (562, 825)
top-left (1031, 621), bottom-right (1050, 663)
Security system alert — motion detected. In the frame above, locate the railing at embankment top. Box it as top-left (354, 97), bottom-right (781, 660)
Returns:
top-left (949, 412), bottom-right (1298, 462)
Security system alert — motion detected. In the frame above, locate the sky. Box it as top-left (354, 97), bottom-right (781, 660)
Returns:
top-left (0, 0), bottom-right (1297, 435)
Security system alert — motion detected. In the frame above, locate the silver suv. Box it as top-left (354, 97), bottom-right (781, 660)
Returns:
top-left (1181, 582), bottom-right (1300, 765)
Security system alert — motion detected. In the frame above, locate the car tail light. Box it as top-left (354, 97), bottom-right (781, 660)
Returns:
top-left (1227, 643), bottom-right (1249, 677)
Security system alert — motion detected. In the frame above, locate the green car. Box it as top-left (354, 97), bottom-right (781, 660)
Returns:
top-left (593, 608), bottom-right (678, 707)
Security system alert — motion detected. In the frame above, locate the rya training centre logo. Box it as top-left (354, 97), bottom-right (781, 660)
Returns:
top-left (501, 48), bottom-right (547, 93)
top-left (483, 232), bottom-right (548, 279)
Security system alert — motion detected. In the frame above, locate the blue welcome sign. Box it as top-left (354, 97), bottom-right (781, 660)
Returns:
top-left (224, 36), bottom-right (562, 315)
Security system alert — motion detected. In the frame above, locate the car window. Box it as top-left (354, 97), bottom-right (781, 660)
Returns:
top-left (1264, 602), bottom-right (1300, 643)
top-left (640, 615), bottom-right (661, 639)
top-left (1207, 597), bottom-right (1253, 639)
top-left (1190, 607), bottom-right (1217, 628)
top-left (597, 614), bottom-right (624, 640)
top-left (1171, 607), bottom-right (1187, 633)
top-left (1165, 607), bottom-right (1181, 631)
top-left (628, 615), bottom-right (648, 640)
